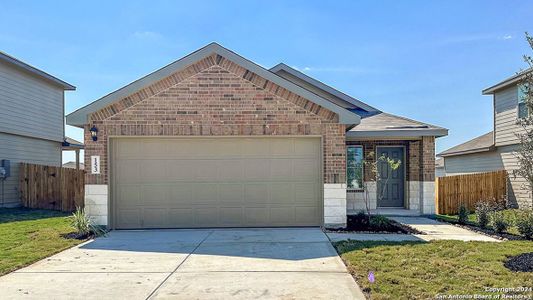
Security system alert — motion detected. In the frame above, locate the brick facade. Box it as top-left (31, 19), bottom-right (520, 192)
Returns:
top-left (84, 54), bottom-right (346, 186)
top-left (346, 137), bottom-right (435, 183)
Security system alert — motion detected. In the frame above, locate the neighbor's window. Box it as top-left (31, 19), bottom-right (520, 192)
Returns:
top-left (518, 84), bottom-right (529, 119)
top-left (347, 146), bottom-right (364, 190)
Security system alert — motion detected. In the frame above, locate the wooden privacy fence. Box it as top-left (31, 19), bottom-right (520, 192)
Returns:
top-left (19, 163), bottom-right (85, 212)
top-left (435, 170), bottom-right (507, 215)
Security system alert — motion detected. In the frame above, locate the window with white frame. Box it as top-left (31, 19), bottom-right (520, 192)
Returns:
top-left (518, 84), bottom-right (529, 119)
top-left (347, 146), bottom-right (364, 190)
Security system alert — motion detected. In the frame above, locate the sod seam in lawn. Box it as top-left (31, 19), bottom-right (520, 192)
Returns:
top-left (334, 240), bottom-right (533, 300)
top-left (0, 208), bottom-right (83, 276)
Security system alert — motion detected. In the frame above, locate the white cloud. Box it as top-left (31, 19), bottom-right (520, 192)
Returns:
top-left (132, 31), bottom-right (163, 40)
top-left (502, 35), bottom-right (513, 40)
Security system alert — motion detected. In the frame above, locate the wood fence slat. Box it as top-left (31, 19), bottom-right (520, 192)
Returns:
top-left (18, 163), bottom-right (85, 212)
top-left (435, 170), bottom-right (508, 215)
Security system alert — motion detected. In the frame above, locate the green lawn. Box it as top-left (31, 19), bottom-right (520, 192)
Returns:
top-left (335, 240), bottom-right (533, 300)
top-left (0, 208), bottom-right (82, 276)
top-left (437, 209), bottom-right (522, 236)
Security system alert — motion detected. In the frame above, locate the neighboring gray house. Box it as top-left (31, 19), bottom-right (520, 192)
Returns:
top-left (0, 51), bottom-right (75, 207)
top-left (435, 157), bottom-right (445, 178)
top-left (438, 71), bottom-right (532, 208)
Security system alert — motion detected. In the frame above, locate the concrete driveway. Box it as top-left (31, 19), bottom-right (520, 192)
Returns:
top-left (0, 228), bottom-right (364, 300)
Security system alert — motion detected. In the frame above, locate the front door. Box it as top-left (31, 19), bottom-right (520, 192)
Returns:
top-left (377, 147), bottom-right (405, 207)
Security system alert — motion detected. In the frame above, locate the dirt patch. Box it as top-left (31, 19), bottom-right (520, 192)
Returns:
top-left (504, 252), bottom-right (533, 272)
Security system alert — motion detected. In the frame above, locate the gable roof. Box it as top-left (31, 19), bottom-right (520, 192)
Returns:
top-left (437, 131), bottom-right (494, 157)
top-left (270, 64), bottom-right (447, 138)
top-left (66, 43), bottom-right (360, 127)
top-left (0, 51), bottom-right (75, 90)
top-left (347, 112), bottom-right (448, 138)
top-left (482, 68), bottom-right (532, 95)
top-left (270, 63), bottom-right (379, 112)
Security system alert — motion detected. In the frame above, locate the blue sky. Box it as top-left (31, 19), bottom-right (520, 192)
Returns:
top-left (1, 1), bottom-right (532, 163)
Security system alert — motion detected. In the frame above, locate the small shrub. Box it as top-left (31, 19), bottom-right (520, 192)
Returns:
top-left (369, 215), bottom-right (391, 230)
top-left (491, 211), bottom-right (509, 233)
top-left (516, 210), bottom-right (533, 239)
top-left (70, 207), bottom-right (106, 238)
top-left (475, 201), bottom-right (493, 228)
top-left (458, 204), bottom-right (469, 224)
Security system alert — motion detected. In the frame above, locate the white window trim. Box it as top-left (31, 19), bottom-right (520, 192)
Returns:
top-left (347, 145), bottom-right (364, 192)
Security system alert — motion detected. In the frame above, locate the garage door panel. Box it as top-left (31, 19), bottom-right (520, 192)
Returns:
top-left (141, 185), bottom-right (169, 206)
top-left (169, 184), bottom-right (194, 204)
top-left (270, 183), bottom-right (293, 204)
top-left (196, 208), bottom-right (219, 226)
top-left (140, 160), bottom-right (169, 183)
top-left (295, 207), bottom-right (318, 224)
top-left (270, 159), bottom-right (293, 178)
top-left (294, 183), bottom-right (319, 204)
top-left (195, 160), bottom-right (217, 181)
top-left (141, 139), bottom-right (171, 158)
top-left (113, 137), bottom-right (321, 228)
top-left (167, 161), bottom-right (195, 181)
top-left (270, 207), bottom-right (294, 224)
top-left (242, 139), bottom-right (270, 157)
top-left (293, 159), bottom-right (319, 179)
top-left (244, 184), bottom-right (270, 204)
top-left (116, 140), bottom-right (141, 158)
top-left (217, 160), bottom-right (244, 181)
top-left (218, 184), bottom-right (244, 204)
top-left (195, 184), bottom-right (219, 204)
top-left (143, 208), bottom-right (169, 228)
top-left (244, 159), bottom-right (270, 179)
top-left (295, 138), bottom-right (320, 156)
top-left (117, 209), bottom-right (141, 229)
top-left (244, 207), bottom-right (269, 225)
top-left (219, 208), bottom-right (244, 226)
top-left (116, 185), bottom-right (141, 207)
top-left (116, 162), bottom-right (140, 184)
top-left (270, 139), bottom-right (294, 156)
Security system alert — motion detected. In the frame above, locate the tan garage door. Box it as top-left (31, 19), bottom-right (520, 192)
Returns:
top-left (111, 137), bottom-right (322, 229)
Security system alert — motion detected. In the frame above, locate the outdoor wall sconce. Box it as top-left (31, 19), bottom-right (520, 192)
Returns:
top-left (90, 125), bottom-right (98, 141)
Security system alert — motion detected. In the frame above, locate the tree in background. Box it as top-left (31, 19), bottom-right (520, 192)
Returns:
top-left (514, 33), bottom-right (533, 201)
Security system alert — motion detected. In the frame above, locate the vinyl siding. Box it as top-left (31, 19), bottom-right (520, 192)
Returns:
top-left (494, 85), bottom-right (524, 146)
top-left (0, 60), bottom-right (64, 142)
top-left (0, 132), bottom-right (61, 207)
top-left (444, 144), bottom-right (531, 208)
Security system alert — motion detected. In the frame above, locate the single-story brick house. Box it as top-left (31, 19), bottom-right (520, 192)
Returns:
top-left (66, 43), bottom-right (447, 229)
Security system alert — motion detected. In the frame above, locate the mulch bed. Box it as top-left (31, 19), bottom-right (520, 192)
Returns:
top-left (435, 218), bottom-right (525, 241)
top-left (326, 214), bottom-right (423, 234)
top-left (504, 252), bottom-right (533, 272)
top-left (61, 232), bottom-right (100, 240)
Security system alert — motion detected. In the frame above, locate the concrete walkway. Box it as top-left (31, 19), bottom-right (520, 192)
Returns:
top-left (0, 228), bottom-right (365, 300)
top-left (328, 217), bottom-right (499, 243)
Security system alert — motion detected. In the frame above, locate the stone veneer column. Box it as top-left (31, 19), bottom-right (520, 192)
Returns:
top-left (85, 184), bottom-right (108, 226)
top-left (324, 183), bottom-right (347, 228)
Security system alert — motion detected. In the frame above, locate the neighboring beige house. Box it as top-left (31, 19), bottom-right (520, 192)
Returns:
top-left (0, 51), bottom-right (75, 207)
top-left (66, 43), bottom-right (447, 229)
top-left (438, 70), bottom-right (532, 208)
